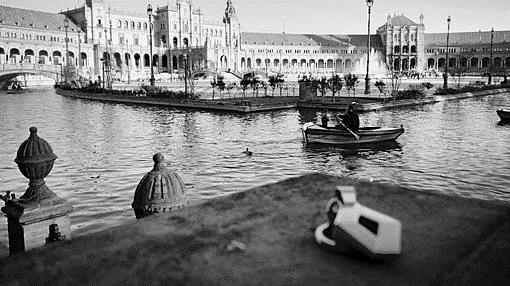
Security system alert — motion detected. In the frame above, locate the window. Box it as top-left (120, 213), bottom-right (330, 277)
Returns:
top-left (137, 22), bottom-right (141, 30)
top-left (144, 23), bottom-right (148, 31)
top-left (124, 21), bottom-right (128, 29)
top-left (131, 21), bottom-right (135, 29)
top-left (134, 35), bottom-right (139, 46)
top-left (117, 20), bottom-right (121, 28)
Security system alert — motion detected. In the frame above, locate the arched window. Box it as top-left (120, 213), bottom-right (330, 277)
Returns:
top-left (131, 21), bottom-right (135, 29)
top-left (137, 22), bottom-right (141, 30)
top-left (117, 20), bottom-right (122, 28)
top-left (143, 54), bottom-right (150, 66)
top-left (144, 23), bottom-right (148, 30)
top-left (124, 21), bottom-right (128, 29)
top-left (470, 58), bottom-right (479, 68)
top-left (427, 58), bottom-right (435, 69)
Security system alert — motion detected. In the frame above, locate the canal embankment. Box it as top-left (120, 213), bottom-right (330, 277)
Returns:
top-left (1, 173), bottom-right (508, 285)
top-left (55, 88), bottom-right (298, 113)
top-left (56, 87), bottom-right (510, 114)
top-left (298, 87), bottom-right (510, 112)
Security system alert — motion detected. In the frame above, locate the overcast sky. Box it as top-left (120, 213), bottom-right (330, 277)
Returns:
top-left (4, 0), bottom-right (509, 34)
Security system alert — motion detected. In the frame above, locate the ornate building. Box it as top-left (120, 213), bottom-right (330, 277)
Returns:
top-left (1, 0), bottom-right (509, 86)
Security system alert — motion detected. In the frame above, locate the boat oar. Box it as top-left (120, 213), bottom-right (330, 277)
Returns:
top-left (335, 114), bottom-right (360, 140)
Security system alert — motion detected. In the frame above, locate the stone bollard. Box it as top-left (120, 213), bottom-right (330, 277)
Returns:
top-left (1, 127), bottom-right (73, 255)
top-left (131, 153), bottom-right (187, 219)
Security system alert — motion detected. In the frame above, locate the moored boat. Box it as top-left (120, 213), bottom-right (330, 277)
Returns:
top-left (497, 109), bottom-right (510, 122)
top-left (302, 122), bottom-right (404, 145)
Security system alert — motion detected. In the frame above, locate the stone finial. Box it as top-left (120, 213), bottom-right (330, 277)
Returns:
top-left (14, 127), bottom-right (57, 203)
top-left (132, 153), bottom-right (187, 219)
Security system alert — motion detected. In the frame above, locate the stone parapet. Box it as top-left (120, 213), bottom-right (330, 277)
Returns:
top-left (0, 174), bottom-right (508, 285)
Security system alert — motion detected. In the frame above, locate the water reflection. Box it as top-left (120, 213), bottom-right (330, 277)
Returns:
top-left (305, 141), bottom-right (401, 157)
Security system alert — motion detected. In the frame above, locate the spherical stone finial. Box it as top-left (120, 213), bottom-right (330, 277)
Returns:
top-left (132, 153), bottom-right (187, 219)
top-left (29, 126), bottom-right (38, 136)
top-left (153, 153), bottom-right (164, 164)
top-left (152, 153), bottom-right (165, 171)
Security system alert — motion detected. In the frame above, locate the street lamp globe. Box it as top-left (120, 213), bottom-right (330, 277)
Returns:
top-left (147, 4), bottom-right (153, 16)
top-left (366, 0), bottom-right (374, 8)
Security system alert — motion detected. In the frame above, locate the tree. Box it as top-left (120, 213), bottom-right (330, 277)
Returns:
top-left (374, 79), bottom-right (386, 99)
top-left (344, 73), bottom-right (359, 97)
top-left (249, 77), bottom-right (260, 97)
top-left (239, 77), bottom-right (251, 97)
top-left (451, 66), bottom-right (469, 88)
top-left (276, 73), bottom-right (285, 96)
top-left (385, 63), bottom-right (403, 101)
top-left (268, 74), bottom-right (279, 96)
top-left (210, 75), bottom-right (225, 100)
top-left (327, 74), bottom-right (343, 103)
top-left (268, 73), bottom-right (285, 96)
top-left (260, 80), bottom-right (269, 97)
top-left (226, 82), bottom-right (237, 98)
top-left (317, 76), bottom-right (329, 101)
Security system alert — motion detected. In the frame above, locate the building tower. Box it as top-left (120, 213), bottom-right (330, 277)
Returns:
top-left (222, 0), bottom-right (240, 71)
top-left (417, 14), bottom-right (426, 71)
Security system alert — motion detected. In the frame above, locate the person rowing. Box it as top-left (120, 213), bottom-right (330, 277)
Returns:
top-left (336, 104), bottom-right (359, 132)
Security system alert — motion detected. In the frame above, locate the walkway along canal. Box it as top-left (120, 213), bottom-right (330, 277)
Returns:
top-left (0, 88), bottom-right (509, 248)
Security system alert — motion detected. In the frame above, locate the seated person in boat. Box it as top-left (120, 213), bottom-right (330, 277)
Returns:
top-left (321, 109), bottom-right (329, 128)
top-left (337, 105), bottom-right (359, 131)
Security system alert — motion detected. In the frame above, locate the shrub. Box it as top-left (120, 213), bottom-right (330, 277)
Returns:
top-left (396, 89), bottom-right (426, 100)
top-left (421, 82), bottom-right (433, 90)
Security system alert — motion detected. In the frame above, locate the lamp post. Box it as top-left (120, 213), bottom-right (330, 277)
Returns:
top-left (147, 4), bottom-right (155, 86)
top-left (184, 53), bottom-right (188, 94)
top-left (489, 28), bottom-right (494, 85)
top-left (100, 58), bottom-right (105, 89)
top-left (364, 0), bottom-right (374, 94)
top-left (78, 30), bottom-right (81, 72)
top-left (443, 16), bottom-right (451, 89)
top-left (63, 17), bottom-right (69, 84)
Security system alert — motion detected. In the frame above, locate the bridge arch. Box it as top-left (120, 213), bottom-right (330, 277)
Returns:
top-left (0, 64), bottom-right (59, 89)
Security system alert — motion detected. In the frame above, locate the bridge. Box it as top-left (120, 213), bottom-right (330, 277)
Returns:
top-left (0, 63), bottom-right (61, 89)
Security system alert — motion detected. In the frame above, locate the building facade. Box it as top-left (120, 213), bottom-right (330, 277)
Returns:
top-left (1, 0), bottom-right (509, 85)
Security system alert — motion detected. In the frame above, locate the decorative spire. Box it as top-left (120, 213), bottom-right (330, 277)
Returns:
top-left (223, 0), bottom-right (236, 24)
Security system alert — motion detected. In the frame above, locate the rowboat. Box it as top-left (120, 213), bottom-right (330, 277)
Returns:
top-left (497, 109), bottom-right (510, 122)
top-left (302, 122), bottom-right (404, 145)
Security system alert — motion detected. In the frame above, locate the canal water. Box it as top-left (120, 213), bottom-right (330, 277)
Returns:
top-left (1, 89), bottom-right (509, 246)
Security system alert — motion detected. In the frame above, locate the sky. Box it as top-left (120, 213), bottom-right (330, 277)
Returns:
top-left (3, 0), bottom-right (509, 34)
